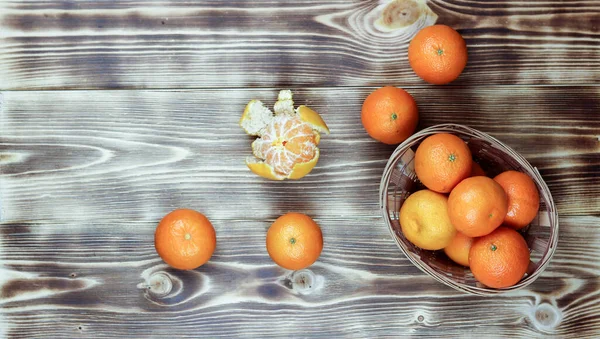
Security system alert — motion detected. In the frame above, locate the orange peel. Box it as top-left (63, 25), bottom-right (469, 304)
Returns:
top-left (240, 90), bottom-right (328, 180)
top-left (297, 105), bottom-right (330, 135)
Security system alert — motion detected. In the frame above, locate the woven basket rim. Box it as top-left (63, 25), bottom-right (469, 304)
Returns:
top-left (379, 123), bottom-right (559, 296)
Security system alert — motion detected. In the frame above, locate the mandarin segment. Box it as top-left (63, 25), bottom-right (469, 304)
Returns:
top-left (246, 158), bottom-right (286, 180)
top-left (251, 115), bottom-right (317, 176)
top-left (288, 149), bottom-right (320, 180)
top-left (241, 90), bottom-right (328, 180)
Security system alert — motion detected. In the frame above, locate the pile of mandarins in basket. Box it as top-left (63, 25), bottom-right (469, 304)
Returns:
top-left (398, 133), bottom-right (539, 288)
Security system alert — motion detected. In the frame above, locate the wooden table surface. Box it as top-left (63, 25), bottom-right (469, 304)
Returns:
top-left (1, 0), bottom-right (599, 338)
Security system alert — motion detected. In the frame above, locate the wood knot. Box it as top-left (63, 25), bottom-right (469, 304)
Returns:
top-left (138, 266), bottom-right (208, 307)
top-left (0, 152), bottom-right (25, 164)
top-left (314, 0), bottom-right (437, 46)
top-left (373, 0), bottom-right (438, 35)
top-left (146, 272), bottom-right (173, 297)
top-left (380, 0), bottom-right (421, 28)
top-left (289, 269), bottom-right (323, 295)
top-left (530, 302), bottom-right (562, 332)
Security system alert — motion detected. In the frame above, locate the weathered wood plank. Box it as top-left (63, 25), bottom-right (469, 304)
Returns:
top-left (0, 216), bottom-right (598, 338)
top-left (1, 1), bottom-right (598, 338)
top-left (1, 87), bottom-right (598, 224)
top-left (1, 0), bottom-right (599, 90)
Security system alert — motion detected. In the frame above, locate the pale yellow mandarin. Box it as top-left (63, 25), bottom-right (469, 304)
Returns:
top-left (399, 189), bottom-right (457, 250)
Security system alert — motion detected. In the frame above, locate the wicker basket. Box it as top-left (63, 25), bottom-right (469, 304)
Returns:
top-left (379, 124), bottom-right (559, 295)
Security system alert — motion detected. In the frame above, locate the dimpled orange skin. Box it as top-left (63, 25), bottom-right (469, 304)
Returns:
top-left (266, 213), bottom-right (323, 270)
top-left (494, 170), bottom-right (540, 230)
top-left (448, 176), bottom-right (509, 237)
top-left (469, 227), bottom-right (531, 288)
top-left (444, 232), bottom-right (474, 267)
top-left (414, 133), bottom-right (473, 193)
top-left (154, 209), bottom-right (217, 270)
top-left (361, 86), bottom-right (419, 145)
top-left (408, 25), bottom-right (468, 85)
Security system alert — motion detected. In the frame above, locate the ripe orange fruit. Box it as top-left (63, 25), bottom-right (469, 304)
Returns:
top-left (361, 86), bottom-right (419, 145)
top-left (155, 209), bottom-right (217, 270)
top-left (448, 176), bottom-right (508, 237)
top-left (414, 133), bottom-right (472, 193)
top-left (470, 161), bottom-right (486, 177)
top-left (494, 170), bottom-right (540, 230)
top-left (240, 90), bottom-right (330, 180)
top-left (469, 227), bottom-right (530, 288)
top-left (443, 232), bottom-right (474, 267)
top-left (399, 189), bottom-right (456, 250)
top-left (408, 24), bottom-right (468, 85)
top-left (266, 213), bottom-right (323, 270)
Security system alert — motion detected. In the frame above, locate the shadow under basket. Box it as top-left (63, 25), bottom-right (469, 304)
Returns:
top-left (379, 124), bottom-right (559, 296)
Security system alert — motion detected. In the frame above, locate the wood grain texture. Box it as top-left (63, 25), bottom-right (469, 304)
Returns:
top-left (1, 87), bottom-right (598, 223)
top-left (1, 0), bottom-right (599, 90)
top-left (1, 86), bottom-right (599, 337)
top-left (0, 216), bottom-right (599, 338)
top-left (1, 1), bottom-right (600, 335)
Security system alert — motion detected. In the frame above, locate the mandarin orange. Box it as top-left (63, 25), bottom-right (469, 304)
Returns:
top-left (469, 227), bottom-right (530, 288)
top-left (470, 161), bottom-right (486, 177)
top-left (266, 213), bottom-right (323, 270)
top-left (494, 170), bottom-right (540, 230)
top-left (414, 133), bottom-right (472, 193)
top-left (361, 86), bottom-right (419, 145)
top-left (447, 176), bottom-right (508, 237)
top-left (241, 90), bottom-right (329, 180)
top-left (444, 232), bottom-right (474, 267)
top-left (155, 209), bottom-right (216, 270)
top-left (408, 24), bottom-right (468, 85)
